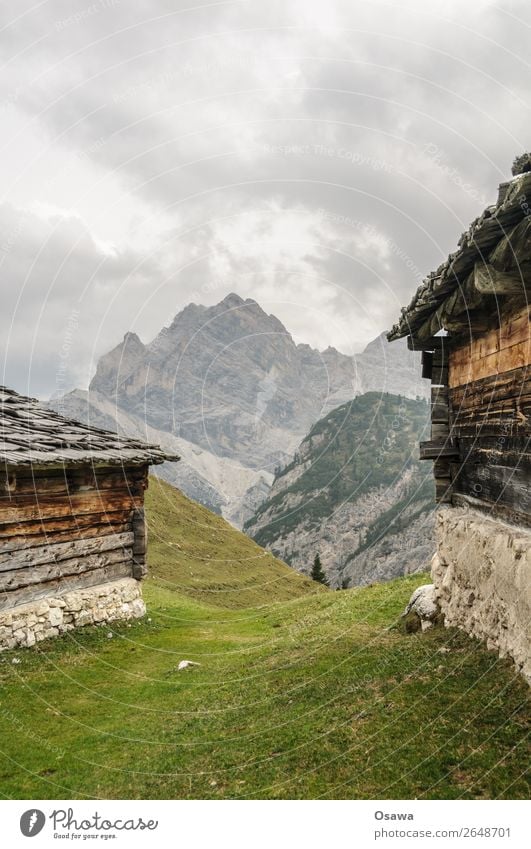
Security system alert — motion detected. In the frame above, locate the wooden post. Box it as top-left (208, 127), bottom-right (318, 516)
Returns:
top-left (132, 507), bottom-right (147, 579)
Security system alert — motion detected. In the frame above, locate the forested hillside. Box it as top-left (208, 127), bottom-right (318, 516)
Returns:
top-left (245, 393), bottom-right (435, 586)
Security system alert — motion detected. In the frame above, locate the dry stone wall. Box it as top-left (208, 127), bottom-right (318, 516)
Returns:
top-left (0, 578), bottom-right (145, 651)
top-left (432, 506), bottom-right (530, 682)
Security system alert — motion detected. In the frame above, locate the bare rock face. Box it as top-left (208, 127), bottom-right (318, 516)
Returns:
top-left (343, 509), bottom-right (435, 587)
top-left (245, 393), bottom-right (435, 585)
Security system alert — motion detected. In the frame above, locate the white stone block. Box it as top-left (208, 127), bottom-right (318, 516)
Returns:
top-left (48, 607), bottom-right (63, 628)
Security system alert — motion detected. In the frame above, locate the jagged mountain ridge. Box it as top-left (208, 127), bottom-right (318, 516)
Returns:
top-left (90, 293), bottom-right (428, 470)
top-left (244, 393), bottom-right (435, 586)
top-left (52, 293), bottom-right (428, 526)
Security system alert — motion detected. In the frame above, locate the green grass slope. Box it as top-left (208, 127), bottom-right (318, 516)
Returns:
top-left (0, 578), bottom-right (528, 800)
top-left (146, 475), bottom-right (321, 607)
top-left (0, 481), bottom-right (528, 800)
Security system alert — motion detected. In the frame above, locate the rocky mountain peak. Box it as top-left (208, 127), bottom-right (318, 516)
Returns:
top-left (88, 293), bottom-right (427, 471)
top-left (122, 331), bottom-right (144, 348)
top-left (219, 292), bottom-right (246, 308)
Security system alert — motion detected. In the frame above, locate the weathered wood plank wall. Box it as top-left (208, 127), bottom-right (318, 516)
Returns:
top-left (447, 300), bottom-right (530, 524)
top-left (0, 464), bottom-right (149, 609)
top-left (449, 304), bottom-right (530, 386)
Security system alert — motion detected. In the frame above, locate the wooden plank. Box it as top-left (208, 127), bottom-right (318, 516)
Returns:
top-left (434, 459), bottom-right (452, 478)
top-left (432, 350), bottom-right (448, 368)
top-left (132, 507), bottom-right (147, 579)
top-left (438, 309), bottom-right (492, 335)
top-left (451, 436), bottom-right (531, 519)
top-left (0, 547), bottom-right (132, 591)
top-left (0, 509), bottom-right (133, 540)
top-left (432, 387), bottom-right (449, 403)
top-left (449, 365), bottom-right (531, 436)
top-left (0, 531), bottom-right (133, 571)
top-left (488, 218), bottom-right (531, 272)
top-left (0, 483), bottom-right (141, 505)
top-left (2, 464), bottom-right (147, 483)
top-left (450, 339), bottom-right (530, 387)
top-left (419, 440), bottom-right (459, 460)
top-left (435, 479), bottom-right (452, 503)
top-left (0, 468), bottom-right (147, 498)
top-left (449, 365), bottom-right (530, 409)
top-left (0, 561), bottom-right (133, 611)
top-left (449, 303), bottom-right (530, 387)
top-left (431, 366), bottom-right (448, 386)
top-left (474, 262), bottom-right (530, 296)
top-left (0, 520), bottom-right (132, 554)
top-left (449, 399), bottom-right (530, 438)
top-left (407, 336), bottom-right (447, 351)
top-left (0, 493), bottom-right (142, 523)
top-left (431, 401), bottom-right (449, 423)
top-left (431, 423), bottom-right (450, 440)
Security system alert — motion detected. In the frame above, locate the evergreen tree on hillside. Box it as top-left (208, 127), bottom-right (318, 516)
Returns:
top-left (311, 553), bottom-right (328, 586)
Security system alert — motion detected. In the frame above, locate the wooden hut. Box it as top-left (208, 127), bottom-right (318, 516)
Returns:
top-left (388, 154), bottom-right (530, 681)
top-left (0, 387), bottom-right (178, 650)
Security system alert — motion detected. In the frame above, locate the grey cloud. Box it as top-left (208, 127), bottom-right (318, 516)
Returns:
top-left (0, 204), bottom-right (165, 397)
top-left (0, 0), bottom-right (530, 397)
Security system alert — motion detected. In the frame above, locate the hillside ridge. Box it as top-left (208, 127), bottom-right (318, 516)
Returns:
top-left (245, 392), bottom-right (435, 586)
top-left (145, 475), bottom-right (321, 607)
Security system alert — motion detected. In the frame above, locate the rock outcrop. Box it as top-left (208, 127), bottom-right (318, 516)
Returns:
top-left (403, 583), bottom-right (440, 631)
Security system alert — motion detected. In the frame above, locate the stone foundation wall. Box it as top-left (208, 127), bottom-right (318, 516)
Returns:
top-left (432, 506), bottom-right (531, 682)
top-left (0, 578), bottom-right (146, 651)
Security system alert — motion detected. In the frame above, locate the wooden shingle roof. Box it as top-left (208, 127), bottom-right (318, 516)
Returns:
top-left (0, 386), bottom-right (179, 468)
top-left (388, 160), bottom-right (531, 342)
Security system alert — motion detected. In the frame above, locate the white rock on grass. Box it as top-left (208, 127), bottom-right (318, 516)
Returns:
top-left (403, 584), bottom-right (440, 631)
top-left (177, 660), bottom-right (201, 671)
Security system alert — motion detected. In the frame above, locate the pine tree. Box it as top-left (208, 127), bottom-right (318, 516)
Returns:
top-left (311, 553), bottom-right (328, 586)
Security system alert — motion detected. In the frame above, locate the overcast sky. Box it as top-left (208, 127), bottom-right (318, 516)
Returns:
top-left (1, 0), bottom-right (529, 398)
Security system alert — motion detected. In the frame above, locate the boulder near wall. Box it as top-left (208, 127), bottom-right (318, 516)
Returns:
top-left (432, 506), bottom-right (530, 683)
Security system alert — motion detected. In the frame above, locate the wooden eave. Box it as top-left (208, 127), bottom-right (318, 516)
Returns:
top-left (387, 171), bottom-right (531, 343)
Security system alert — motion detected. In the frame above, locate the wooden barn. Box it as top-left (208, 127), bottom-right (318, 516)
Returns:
top-left (388, 153), bottom-right (530, 681)
top-left (0, 386), bottom-right (177, 650)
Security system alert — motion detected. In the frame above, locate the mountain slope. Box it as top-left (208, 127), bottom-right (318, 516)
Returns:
top-left (244, 392), bottom-right (435, 586)
top-left (88, 293), bottom-right (428, 472)
top-left (52, 293), bottom-right (428, 525)
top-left (145, 476), bottom-right (321, 607)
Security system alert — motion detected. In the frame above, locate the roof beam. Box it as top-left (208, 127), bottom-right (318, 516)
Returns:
top-left (407, 336), bottom-right (447, 351)
top-left (474, 262), bottom-right (531, 296)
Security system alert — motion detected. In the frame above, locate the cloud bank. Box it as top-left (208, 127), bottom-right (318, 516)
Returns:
top-left (0, 0), bottom-right (529, 396)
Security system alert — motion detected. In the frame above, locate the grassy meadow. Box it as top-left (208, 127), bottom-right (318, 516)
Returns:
top-left (0, 478), bottom-right (528, 800)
